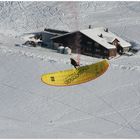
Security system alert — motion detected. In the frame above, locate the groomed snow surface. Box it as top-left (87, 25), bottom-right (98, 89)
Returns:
top-left (0, 1), bottom-right (140, 138)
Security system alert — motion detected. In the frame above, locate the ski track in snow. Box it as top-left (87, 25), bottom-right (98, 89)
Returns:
top-left (0, 45), bottom-right (140, 73)
top-left (1, 39), bottom-right (140, 137)
top-left (0, 46), bottom-right (140, 138)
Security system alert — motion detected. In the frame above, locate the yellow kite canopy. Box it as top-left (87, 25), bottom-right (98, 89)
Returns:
top-left (41, 59), bottom-right (109, 86)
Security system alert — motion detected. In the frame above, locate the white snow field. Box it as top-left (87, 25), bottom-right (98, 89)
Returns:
top-left (0, 1), bottom-right (140, 138)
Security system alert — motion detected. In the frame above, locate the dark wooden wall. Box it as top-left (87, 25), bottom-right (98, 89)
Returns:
top-left (52, 32), bottom-right (117, 58)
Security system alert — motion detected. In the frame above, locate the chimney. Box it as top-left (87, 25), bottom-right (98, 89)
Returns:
top-left (99, 33), bottom-right (103, 38)
top-left (88, 25), bottom-right (92, 29)
top-left (104, 28), bottom-right (108, 32)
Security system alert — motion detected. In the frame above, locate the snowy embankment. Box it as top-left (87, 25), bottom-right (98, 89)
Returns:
top-left (0, 1), bottom-right (140, 138)
top-left (1, 37), bottom-right (140, 138)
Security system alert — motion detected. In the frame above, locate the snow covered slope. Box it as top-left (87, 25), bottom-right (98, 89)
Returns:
top-left (0, 1), bottom-right (140, 138)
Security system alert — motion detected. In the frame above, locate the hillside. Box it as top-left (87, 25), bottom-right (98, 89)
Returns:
top-left (0, 1), bottom-right (140, 138)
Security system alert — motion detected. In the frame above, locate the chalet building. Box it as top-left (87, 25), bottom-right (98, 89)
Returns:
top-left (51, 27), bottom-right (131, 58)
top-left (41, 28), bottom-right (69, 48)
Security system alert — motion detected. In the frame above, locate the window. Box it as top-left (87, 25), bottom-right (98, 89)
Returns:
top-left (95, 49), bottom-right (100, 52)
top-left (87, 41), bottom-right (92, 45)
top-left (86, 47), bottom-right (92, 52)
top-left (104, 50), bottom-right (108, 54)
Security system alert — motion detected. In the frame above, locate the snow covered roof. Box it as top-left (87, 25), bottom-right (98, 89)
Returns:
top-left (80, 27), bottom-right (131, 49)
top-left (51, 31), bottom-right (78, 40)
top-left (44, 28), bottom-right (69, 34)
top-left (51, 27), bottom-right (131, 50)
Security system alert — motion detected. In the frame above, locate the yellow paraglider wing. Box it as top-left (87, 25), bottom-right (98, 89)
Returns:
top-left (41, 59), bottom-right (109, 86)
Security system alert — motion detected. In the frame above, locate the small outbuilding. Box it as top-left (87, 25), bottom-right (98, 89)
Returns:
top-left (51, 27), bottom-right (131, 59)
top-left (41, 28), bottom-right (69, 49)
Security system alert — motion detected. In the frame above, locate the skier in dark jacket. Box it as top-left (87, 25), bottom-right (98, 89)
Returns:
top-left (70, 58), bottom-right (80, 68)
